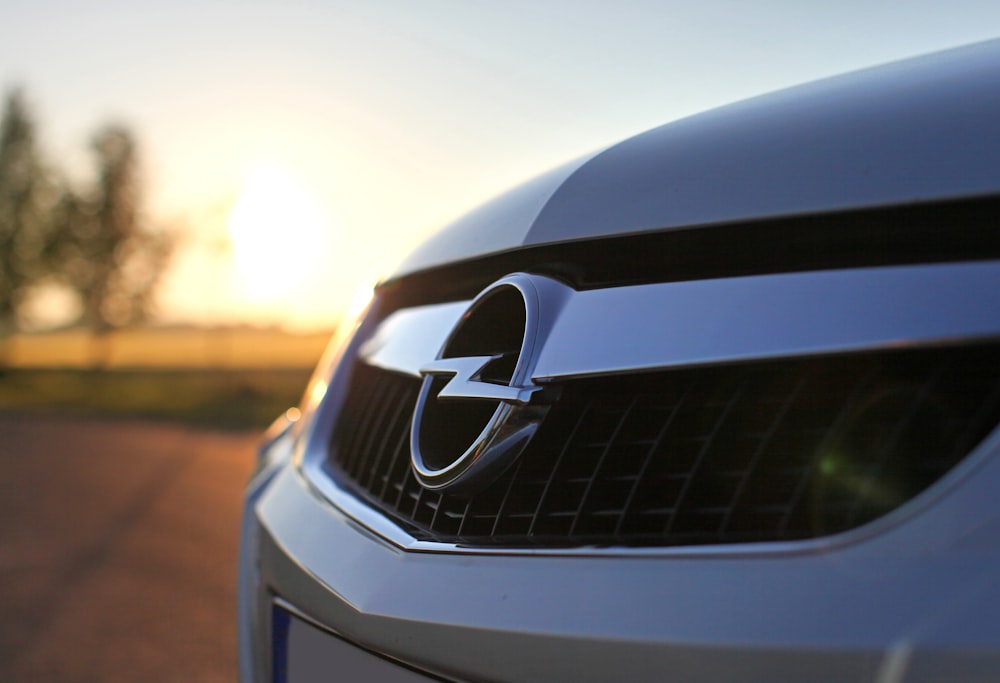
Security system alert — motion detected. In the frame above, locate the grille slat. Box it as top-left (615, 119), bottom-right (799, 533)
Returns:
top-left (664, 376), bottom-right (751, 538)
top-left (844, 360), bottom-right (949, 528)
top-left (570, 397), bottom-right (638, 536)
top-left (359, 372), bottom-right (399, 480)
top-left (775, 361), bottom-right (882, 536)
top-left (328, 345), bottom-right (1000, 548)
top-left (488, 444), bottom-right (531, 537)
top-left (720, 373), bottom-right (807, 534)
top-left (361, 381), bottom-right (404, 491)
top-left (524, 398), bottom-right (596, 538)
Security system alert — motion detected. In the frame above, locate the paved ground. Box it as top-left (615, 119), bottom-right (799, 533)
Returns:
top-left (0, 412), bottom-right (257, 683)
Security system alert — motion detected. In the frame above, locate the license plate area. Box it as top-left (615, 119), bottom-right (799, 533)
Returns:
top-left (272, 603), bottom-right (439, 683)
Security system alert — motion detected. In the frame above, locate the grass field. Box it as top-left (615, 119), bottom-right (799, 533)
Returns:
top-left (0, 326), bottom-right (333, 429)
top-left (0, 368), bottom-right (313, 429)
top-left (3, 326), bottom-right (333, 369)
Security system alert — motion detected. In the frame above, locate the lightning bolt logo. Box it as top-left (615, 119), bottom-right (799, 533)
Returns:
top-left (420, 355), bottom-right (539, 405)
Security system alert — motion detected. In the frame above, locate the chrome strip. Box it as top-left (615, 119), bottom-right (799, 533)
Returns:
top-left (362, 262), bottom-right (1000, 380)
top-left (358, 302), bottom-right (466, 377)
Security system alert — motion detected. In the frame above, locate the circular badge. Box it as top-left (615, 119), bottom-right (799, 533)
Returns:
top-left (410, 273), bottom-right (567, 494)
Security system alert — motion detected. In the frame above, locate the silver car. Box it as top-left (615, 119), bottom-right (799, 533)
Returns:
top-left (239, 40), bottom-right (1000, 682)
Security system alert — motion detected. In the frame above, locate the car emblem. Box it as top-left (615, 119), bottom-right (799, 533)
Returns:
top-left (410, 273), bottom-right (569, 494)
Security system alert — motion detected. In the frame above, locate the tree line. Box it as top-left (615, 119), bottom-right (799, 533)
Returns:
top-left (0, 88), bottom-right (172, 343)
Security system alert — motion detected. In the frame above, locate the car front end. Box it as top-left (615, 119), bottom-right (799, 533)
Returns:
top-left (239, 40), bottom-right (1000, 683)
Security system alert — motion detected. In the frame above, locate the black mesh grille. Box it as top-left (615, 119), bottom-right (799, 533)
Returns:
top-left (329, 345), bottom-right (1000, 547)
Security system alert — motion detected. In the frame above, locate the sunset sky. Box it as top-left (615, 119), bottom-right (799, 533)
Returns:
top-left (3, 0), bottom-right (999, 330)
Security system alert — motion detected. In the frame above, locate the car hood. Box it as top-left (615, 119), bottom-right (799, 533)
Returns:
top-left (393, 39), bottom-right (1000, 280)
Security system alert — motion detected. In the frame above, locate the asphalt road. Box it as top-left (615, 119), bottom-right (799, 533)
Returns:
top-left (0, 412), bottom-right (258, 683)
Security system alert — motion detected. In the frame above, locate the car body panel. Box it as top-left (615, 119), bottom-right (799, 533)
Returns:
top-left (392, 39), bottom-right (1000, 279)
top-left (242, 421), bottom-right (1000, 681)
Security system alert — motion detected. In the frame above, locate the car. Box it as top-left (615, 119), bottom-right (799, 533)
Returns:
top-left (238, 39), bottom-right (1000, 683)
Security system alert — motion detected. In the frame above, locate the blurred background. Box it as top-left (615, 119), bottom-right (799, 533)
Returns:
top-left (2, 0), bottom-right (1000, 423)
top-left (1, 1), bottom-right (999, 681)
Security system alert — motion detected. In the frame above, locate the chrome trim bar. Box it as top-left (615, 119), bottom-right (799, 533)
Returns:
top-left (360, 262), bottom-right (1000, 380)
top-left (359, 301), bottom-right (466, 376)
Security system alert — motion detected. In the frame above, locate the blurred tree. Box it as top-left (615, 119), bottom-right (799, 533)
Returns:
top-left (0, 89), bottom-right (173, 368)
top-left (51, 125), bottom-right (173, 366)
top-left (0, 88), bottom-right (50, 338)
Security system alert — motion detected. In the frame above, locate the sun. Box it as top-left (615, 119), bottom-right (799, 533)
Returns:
top-left (227, 164), bottom-right (331, 301)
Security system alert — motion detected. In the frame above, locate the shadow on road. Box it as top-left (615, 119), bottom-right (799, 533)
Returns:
top-left (0, 413), bottom-right (257, 683)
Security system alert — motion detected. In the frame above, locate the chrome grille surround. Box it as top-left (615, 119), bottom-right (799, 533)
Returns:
top-left (300, 261), bottom-right (1000, 554)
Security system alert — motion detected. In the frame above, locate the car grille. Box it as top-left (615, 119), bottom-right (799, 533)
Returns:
top-left (329, 344), bottom-right (1000, 547)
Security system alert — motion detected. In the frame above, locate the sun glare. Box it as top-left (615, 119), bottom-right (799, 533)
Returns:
top-left (227, 164), bottom-right (331, 301)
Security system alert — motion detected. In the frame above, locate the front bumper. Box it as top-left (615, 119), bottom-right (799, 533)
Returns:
top-left (239, 423), bottom-right (1000, 683)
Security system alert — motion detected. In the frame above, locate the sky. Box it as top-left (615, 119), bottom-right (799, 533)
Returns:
top-left (2, 0), bottom-right (1000, 330)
